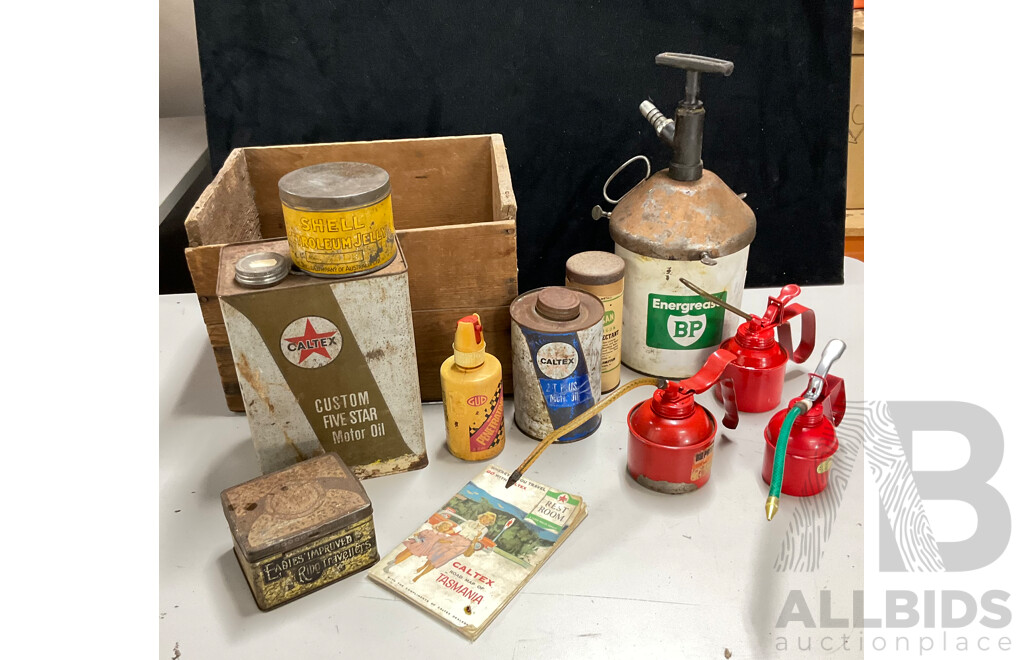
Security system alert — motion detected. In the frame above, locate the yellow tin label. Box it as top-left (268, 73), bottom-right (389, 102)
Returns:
top-left (816, 457), bottom-right (834, 474)
top-left (282, 195), bottom-right (397, 276)
top-left (239, 516), bottom-right (378, 610)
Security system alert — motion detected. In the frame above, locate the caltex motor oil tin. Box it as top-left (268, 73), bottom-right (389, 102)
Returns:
top-left (510, 287), bottom-right (604, 443)
top-left (218, 238), bottom-right (427, 478)
top-left (221, 453), bottom-right (379, 610)
top-left (279, 162), bottom-right (398, 277)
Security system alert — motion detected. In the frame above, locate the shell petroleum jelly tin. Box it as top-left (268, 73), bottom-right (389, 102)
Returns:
top-left (221, 453), bottom-right (379, 610)
top-left (510, 287), bottom-right (604, 442)
top-left (218, 238), bottom-right (427, 478)
top-left (279, 162), bottom-right (398, 277)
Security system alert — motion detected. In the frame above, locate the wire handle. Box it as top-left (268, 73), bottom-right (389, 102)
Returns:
top-left (602, 155), bottom-right (651, 205)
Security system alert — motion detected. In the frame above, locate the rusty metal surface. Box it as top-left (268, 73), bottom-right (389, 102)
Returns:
top-left (609, 169), bottom-right (755, 260)
top-left (509, 286), bottom-right (605, 334)
top-left (221, 453), bottom-right (372, 561)
top-left (510, 318), bottom-right (603, 441)
top-left (218, 239), bottom-right (427, 478)
top-left (632, 471), bottom-right (700, 494)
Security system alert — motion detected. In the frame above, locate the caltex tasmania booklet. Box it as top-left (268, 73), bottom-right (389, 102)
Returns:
top-left (368, 464), bottom-right (587, 640)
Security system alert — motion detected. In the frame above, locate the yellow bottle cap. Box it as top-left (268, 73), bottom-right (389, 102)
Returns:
top-left (453, 314), bottom-right (486, 367)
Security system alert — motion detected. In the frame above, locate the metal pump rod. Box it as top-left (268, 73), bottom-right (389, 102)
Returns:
top-left (638, 53), bottom-right (734, 182)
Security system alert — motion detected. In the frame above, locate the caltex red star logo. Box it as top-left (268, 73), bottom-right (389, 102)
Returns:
top-left (280, 316), bottom-right (343, 368)
top-left (558, 494), bottom-right (568, 503)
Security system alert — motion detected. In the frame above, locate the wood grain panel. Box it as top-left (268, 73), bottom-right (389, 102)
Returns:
top-left (243, 135), bottom-right (496, 237)
top-left (413, 305), bottom-right (514, 402)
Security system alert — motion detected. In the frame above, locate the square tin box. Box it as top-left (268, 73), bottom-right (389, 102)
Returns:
top-left (221, 453), bottom-right (379, 610)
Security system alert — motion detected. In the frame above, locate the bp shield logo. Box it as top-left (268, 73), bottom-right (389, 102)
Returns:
top-left (646, 292), bottom-right (726, 350)
top-left (666, 314), bottom-right (707, 347)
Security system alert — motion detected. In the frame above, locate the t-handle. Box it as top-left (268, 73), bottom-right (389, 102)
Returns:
top-left (655, 53), bottom-right (734, 104)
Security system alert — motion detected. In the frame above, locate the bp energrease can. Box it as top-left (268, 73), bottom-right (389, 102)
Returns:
top-left (510, 287), bottom-right (604, 443)
top-left (279, 162), bottom-right (397, 277)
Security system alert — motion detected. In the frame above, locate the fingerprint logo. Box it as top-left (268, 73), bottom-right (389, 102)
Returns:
top-left (776, 400), bottom-right (1009, 573)
top-left (864, 401), bottom-right (944, 572)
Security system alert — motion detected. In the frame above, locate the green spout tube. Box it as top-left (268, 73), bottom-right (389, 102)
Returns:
top-left (765, 401), bottom-right (810, 521)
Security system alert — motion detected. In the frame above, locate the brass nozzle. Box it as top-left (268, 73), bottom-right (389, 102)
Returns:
top-left (765, 496), bottom-right (780, 521)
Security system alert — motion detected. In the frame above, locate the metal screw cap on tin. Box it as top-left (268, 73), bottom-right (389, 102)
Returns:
top-left (234, 252), bottom-right (291, 288)
top-left (536, 288), bottom-right (581, 321)
top-left (278, 162), bottom-right (392, 211)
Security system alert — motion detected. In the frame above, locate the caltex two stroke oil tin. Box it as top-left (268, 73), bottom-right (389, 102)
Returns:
top-left (510, 287), bottom-right (604, 443)
top-left (218, 238), bottom-right (427, 479)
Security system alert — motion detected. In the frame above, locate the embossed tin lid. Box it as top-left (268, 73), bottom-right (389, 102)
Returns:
top-left (221, 453), bottom-right (373, 562)
top-left (278, 161), bottom-right (391, 211)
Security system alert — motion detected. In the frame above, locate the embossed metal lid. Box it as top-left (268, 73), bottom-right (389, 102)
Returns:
top-left (221, 453), bottom-right (372, 561)
top-left (279, 162), bottom-right (391, 211)
top-left (234, 251), bottom-right (291, 288)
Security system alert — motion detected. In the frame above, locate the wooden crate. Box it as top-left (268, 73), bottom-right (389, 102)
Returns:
top-left (185, 134), bottom-right (518, 412)
top-left (844, 9), bottom-right (865, 262)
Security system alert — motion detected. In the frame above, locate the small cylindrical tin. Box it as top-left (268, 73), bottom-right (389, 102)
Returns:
top-left (279, 162), bottom-right (397, 278)
top-left (510, 287), bottom-right (603, 443)
top-left (221, 453), bottom-right (379, 611)
top-left (565, 251), bottom-right (625, 393)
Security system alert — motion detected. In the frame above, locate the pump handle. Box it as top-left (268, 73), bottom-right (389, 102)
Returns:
top-left (822, 375), bottom-right (847, 428)
top-left (655, 53), bottom-right (734, 77)
top-left (813, 339), bottom-right (846, 379)
top-left (772, 284), bottom-right (801, 309)
top-left (778, 303), bottom-right (816, 364)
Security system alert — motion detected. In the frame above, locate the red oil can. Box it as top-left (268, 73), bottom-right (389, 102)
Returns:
top-left (714, 284), bottom-right (816, 412)
top-left (761, 374), bottom-right (846, 497)
top-left (626, 349), bottom-right (737, 493)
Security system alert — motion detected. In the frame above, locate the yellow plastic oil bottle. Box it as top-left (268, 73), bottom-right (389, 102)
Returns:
top-left (440, 314), bottom-right (506, 460)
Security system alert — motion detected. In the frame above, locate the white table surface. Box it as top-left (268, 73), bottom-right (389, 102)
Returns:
top-left (160, 258), bottom-right (864, 658)
top-left (159, 115), bottom-right (209, 223)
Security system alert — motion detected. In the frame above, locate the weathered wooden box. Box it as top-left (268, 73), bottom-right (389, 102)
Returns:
top-left (185, 135), bottom-right (518, 411)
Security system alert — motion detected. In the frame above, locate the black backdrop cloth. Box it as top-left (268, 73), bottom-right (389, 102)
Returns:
top-left (195, 0), bottom-right (852, 290)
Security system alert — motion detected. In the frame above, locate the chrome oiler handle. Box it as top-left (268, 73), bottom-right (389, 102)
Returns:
top-left (802, 339), bottom-right (846, 404)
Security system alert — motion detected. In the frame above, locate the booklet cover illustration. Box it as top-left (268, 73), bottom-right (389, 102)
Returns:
top-left (368, 464), bottom-right (587, 640)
